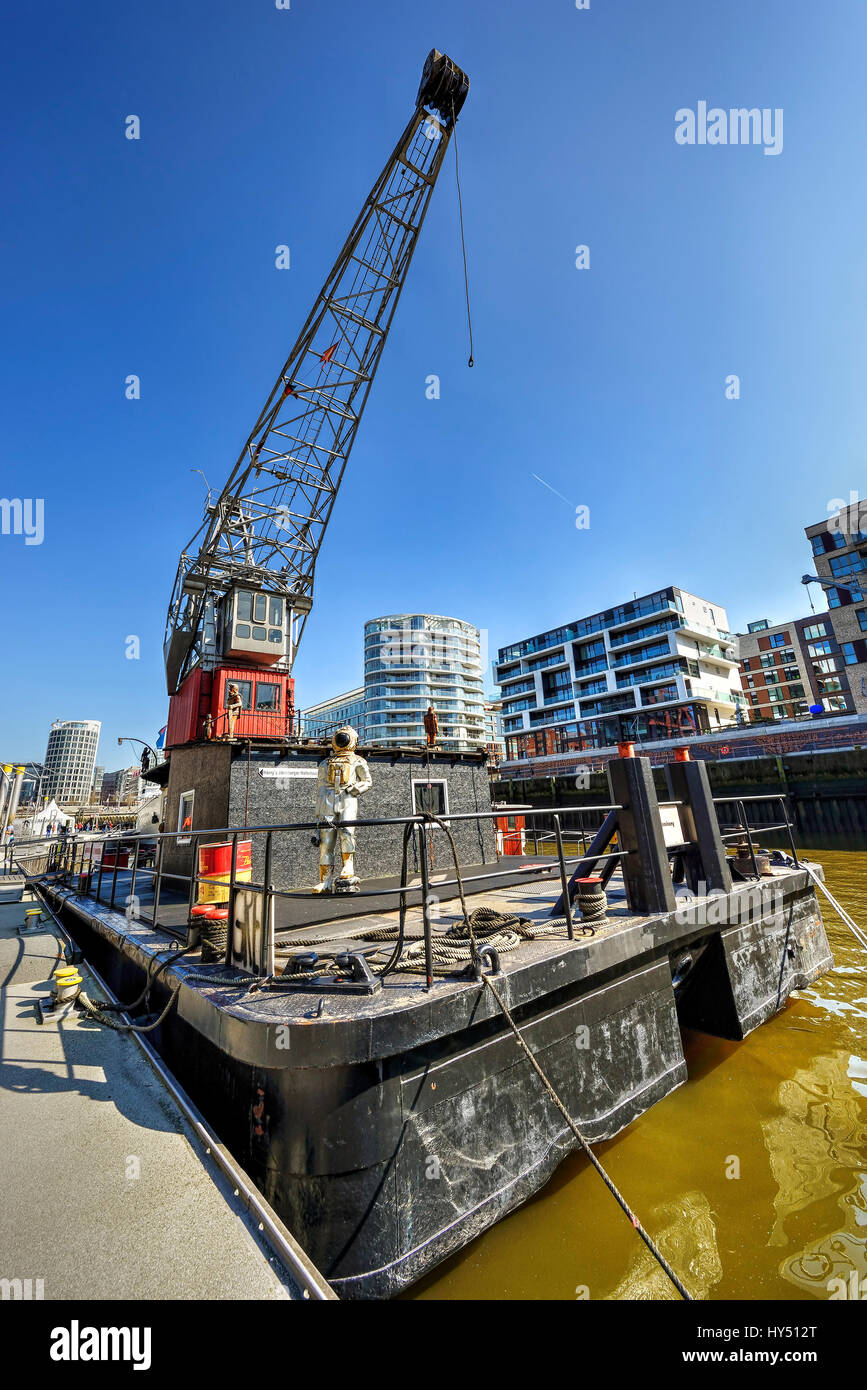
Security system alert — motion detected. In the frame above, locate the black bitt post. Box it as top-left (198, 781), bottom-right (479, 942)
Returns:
top-left (549, 808), bottom-right (619, 918)
top-left (665, 754), bottom-right (732, 894)
top-left (606, 753), bottom-right (677, 916)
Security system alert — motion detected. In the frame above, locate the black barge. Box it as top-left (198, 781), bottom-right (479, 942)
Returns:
top-left (31, 747), bottom-right (832, 1298)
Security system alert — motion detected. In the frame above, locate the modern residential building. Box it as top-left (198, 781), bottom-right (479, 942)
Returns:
top-left (483, 697), bottom-right (505, 765)
top-left (42, 720), bottom-right (101, 805)
top-left (494, 587), bottom-right (744, 764)
top-left (100, 766), bottom-right (146, 806)
top-left (300, 687), bottom-right (366, 740)
top-left (805, 509), bottom-right (867, 713)
top-left (738, 616), bottom-right (853, 718)
top-left (364, 614), bottom-right (486, 751)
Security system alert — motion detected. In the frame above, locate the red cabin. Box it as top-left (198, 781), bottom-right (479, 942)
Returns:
top-left (165, 664), bottom-right (295, 749)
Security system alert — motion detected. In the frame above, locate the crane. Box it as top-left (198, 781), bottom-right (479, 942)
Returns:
top-left (162, 51), bottom-right (469, 747)
top-left (801, 573), bottom-right (865, 603)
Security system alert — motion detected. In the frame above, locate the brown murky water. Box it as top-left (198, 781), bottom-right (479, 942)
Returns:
top-left (410, 851), bottom-right (867, 1301)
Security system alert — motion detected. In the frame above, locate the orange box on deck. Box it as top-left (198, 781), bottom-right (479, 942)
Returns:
top-left (197, 839), bottom-right (253, 904)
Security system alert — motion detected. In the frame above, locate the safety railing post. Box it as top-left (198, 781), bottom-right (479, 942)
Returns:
top-left (96, 837), bottom-right (106, 903)
top-left (227, 832), bottom-right (239, 967)
top-left (263, 830), bottom-right (274, 975)
top-left (152, 835), bottom-right (164, 929)
top-left (737, 800), bottom-right (759, 878)
top-left (109, 836), bottom-right (120, 909)
top-left (417, 823), bottom-right (434, 990)
top-left (553, 814), bottom-right (575, 940)
top-left (129, 837), bottom-right (140, 921)
top-left (186, 833), bottom-right (200, 929)
top-left (774, 794), bottom-right (798, 867)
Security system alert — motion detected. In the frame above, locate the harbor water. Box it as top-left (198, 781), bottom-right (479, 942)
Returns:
top-left (410, 851), bottom-right (867, 1301)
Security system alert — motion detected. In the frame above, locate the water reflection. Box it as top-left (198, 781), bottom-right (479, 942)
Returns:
top-left (606, 1190), bottom-right (722, 1300)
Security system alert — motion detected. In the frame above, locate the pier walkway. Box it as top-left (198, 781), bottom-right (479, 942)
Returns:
top-left (0, 885), bottom-right (319, 1301)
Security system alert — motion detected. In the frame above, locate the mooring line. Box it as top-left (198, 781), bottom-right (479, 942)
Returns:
top-left (798, 862), bottom-right (867, 954)
top-left (424, 812), bottom-right (694, 1301)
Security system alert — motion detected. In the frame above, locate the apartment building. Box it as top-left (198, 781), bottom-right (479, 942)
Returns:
top-left (805, 508), bottom-right (867, 713)
top-left (494, 587), bottom-right (745, 763)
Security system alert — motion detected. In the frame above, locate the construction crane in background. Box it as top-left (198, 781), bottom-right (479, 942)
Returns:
top-left (801, 573), bottom-right (865, 605)
top-left (162, 51), bottom-right (469, 749)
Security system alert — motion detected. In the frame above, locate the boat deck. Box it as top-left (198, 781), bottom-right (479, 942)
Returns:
top-left (38, 858), bottom-right (823, 1061)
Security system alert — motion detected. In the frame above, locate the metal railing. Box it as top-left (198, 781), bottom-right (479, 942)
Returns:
top-left (36, 803), bottom-right (631, 987)
top-left (711, 792), bottom-right (800, 873)
top-left (23, 788), bottom-right (805, 990)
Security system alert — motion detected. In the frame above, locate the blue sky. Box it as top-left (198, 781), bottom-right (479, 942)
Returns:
top-left (1, 0), bottom-right (864, 764)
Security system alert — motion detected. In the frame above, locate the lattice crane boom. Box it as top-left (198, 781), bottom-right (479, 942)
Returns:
top-left (164, 50), bottom-right (469, 695)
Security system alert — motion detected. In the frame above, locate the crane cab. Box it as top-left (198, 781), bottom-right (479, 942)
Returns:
top-left (222, 587), bottom-right (287, 665)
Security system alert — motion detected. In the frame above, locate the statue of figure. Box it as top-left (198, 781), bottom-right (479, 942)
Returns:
top-left (423, 704), bottom-right (438, 748)
top-left (312, 727), bottom-right (372, 893)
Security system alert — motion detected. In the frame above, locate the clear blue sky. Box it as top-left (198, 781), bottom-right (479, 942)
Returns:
top-left (1, 0), bottom-right (864, 765)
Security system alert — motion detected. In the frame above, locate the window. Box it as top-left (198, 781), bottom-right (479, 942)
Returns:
top-left (237, 591), bottom-right (253, 622)
top-left (764, 671), bottom-right (781, 684)
top-left (857, 609), bottom-right (867, 632)
top-left (841, 643), bottom-right (858, 665)
top-left (760, 653), bottom-right (777, 668)
top-left (812, 657), bottom-right (839, 674)
top-left (807, 640), bottom-right (833, 657)
top-left (268, 628), bottom-right (283, 644)
top-left (803, 623), bottom-right (828, 640)
top-left (252, 626), bottom-right (267, 641)
top-left (235, 623), bottom-right (251, 638)
top-left (178, 790), bottom-right (194, 844)
top-left (823, 696), bottom-right (848, 711)
top-left (769, 632), bottom-right (788, 647)
top-left (255, 682), bottom-right (281, 711)
top-left (412, 779), bottom-right (448, 817)
top-left (818, 676), bottom-right (842, 693)
top-left (269, 597), bottom-right (283, 626)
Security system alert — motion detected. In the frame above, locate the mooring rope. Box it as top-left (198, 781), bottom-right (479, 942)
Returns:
top-left (423, 811), bottom-right (694, 1302)
top-left (796, 861), bottom-right (867, 954)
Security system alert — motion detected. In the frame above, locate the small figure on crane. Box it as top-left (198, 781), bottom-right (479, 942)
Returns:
top-left (224, 683), bottom-right (243, 741)
top-left (311, 728), bottom-right (372, 894)
top-left (423, 704), bottom-right (439, 749)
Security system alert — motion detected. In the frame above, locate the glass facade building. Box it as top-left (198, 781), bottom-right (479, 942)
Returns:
top-left (42, 720), bottom-right (101, 805)
top-left (301, 687), bottom-right (367, 740)
top-left (364, 614), bottom-right (486, 751)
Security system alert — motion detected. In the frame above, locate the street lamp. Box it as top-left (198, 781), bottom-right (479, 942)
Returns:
top-left (117, 737), bottom-right (159, 775)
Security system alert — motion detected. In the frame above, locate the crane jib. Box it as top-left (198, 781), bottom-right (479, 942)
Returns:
top-left (163, 50), bottom-right (469, 700)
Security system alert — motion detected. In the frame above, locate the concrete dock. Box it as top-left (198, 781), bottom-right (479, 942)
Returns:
top-left (0, 888), bottom-right (321, 1300)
